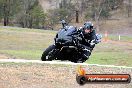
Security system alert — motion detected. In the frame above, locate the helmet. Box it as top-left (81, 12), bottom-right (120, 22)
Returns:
top-left (84, 21), bottom-right (93, 31)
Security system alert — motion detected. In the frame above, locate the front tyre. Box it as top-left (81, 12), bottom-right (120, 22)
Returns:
top-left (41, 45), bottom-right (56, 61)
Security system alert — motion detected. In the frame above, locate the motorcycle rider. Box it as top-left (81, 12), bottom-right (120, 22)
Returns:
top-left (77, 21), bottom-right (97, 62)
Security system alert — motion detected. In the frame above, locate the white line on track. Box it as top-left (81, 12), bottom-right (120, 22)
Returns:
top-left (0, 59), bottom-right (132, 69)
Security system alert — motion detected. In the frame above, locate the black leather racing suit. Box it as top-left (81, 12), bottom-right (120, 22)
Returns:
top-left (78, 28), bottom-right (97, 62)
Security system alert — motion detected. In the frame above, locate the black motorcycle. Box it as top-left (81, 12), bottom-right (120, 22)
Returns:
top-left (41, 20), bottom-right (101, 63)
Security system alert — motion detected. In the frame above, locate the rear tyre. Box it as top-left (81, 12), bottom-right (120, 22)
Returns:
top-left (76, 51), bottom-right (91, 63)
top-left (71, 55), bottom-right (89, 63)
top-left (41, 45), bottom-right (56, 61)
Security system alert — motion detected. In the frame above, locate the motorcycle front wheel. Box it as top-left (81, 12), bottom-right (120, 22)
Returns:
top-left (41, 45), bottom-right (56, 61)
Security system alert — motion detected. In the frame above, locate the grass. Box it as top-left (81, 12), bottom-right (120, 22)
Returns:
top-left (0, 50), bottom-right (42, 60)
top-left (0, 26), bottom-right (132, 66)
top-left (107, 35), bottom-right (132, 42)
top-left (0, 27), bottom-right (56, 50)
top-left (0, 27), bottom-right (56, 59)
top-left (86, 42), bottom-right (132, 66)
top-left (87, 51), bottom-right (132, 66)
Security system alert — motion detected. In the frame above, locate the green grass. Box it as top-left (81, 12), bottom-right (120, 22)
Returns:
top-left (0, 50), bottom-right (42, 60)
top-left (0, 27), bottom-right (56, 49)
top-left (0, 26), bottom-right (132, 66)
top-left (106, 35), bottom-right (132, 42)
top-left (86, 52), bottom-right (132, 66)
top-left (0, 27), bottom-right (56, 59)
top-left (0, 26), bottom-right (57, 34)
top-left (86, 42), bottom-right (132, 66)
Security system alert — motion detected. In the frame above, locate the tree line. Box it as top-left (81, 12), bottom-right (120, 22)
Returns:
top-left (0, 0), bottom-right (131, 30)
top-left (0, 0), bottom-right (46, 29)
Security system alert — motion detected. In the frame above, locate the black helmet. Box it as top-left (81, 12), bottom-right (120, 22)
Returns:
top-left (84, 21), bottom-right (93, 30)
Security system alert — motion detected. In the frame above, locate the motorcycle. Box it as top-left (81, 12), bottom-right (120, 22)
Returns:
top-left (41, 20), bottom-right (102, 63)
